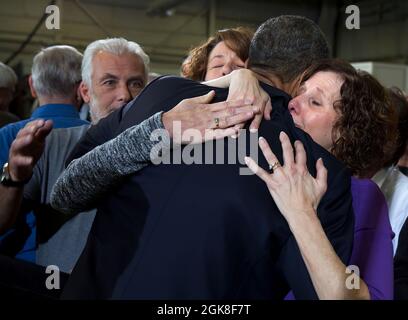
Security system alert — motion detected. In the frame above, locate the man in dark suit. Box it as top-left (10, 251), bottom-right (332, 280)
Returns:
top-left (395, 217), bottom-right (408, 299)
top-left (57, 16), bottom-right (355, 299)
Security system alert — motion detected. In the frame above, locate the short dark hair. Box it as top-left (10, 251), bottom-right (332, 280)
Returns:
top-left (384, 87), bottom-right (408, 166)
top-left (248, 15), bottom-right (330, 83)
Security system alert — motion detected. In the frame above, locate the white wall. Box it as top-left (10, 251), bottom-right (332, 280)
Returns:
top-left (352, 61), bottom-right (408, 92)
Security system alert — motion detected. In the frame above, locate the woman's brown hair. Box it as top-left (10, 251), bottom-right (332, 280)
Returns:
top-left (299, 59), bottom-right (398, 178)
top-left (181, 27), bottom-right (254, 81)
top-left (384, 86), bottom-right (408, 166)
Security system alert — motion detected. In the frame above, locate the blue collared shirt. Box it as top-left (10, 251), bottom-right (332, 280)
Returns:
top-left (0, 104), bottom-right (88, 166)
top-left (0, 103), bottom-right (89, 262)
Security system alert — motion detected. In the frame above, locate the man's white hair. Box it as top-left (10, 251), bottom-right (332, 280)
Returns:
top-left (0, 62), bottom-right (18, 92)
top-left (82, 37), bottom-right (150, 87)
top-left (31, 45), bottom-right (83, 97)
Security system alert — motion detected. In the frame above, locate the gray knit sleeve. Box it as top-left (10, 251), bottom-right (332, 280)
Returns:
top-left (50, 112), bottom-right (170, 214)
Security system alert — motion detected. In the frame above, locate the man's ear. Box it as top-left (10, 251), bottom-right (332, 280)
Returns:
top-left (28, 75), bottom-right (37, 98)
top-left (73, 83), bottom-right (83, 109)
top-left (79, 81), bottom-right (91, 104)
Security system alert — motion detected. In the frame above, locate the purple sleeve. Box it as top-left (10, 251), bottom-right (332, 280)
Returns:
top-left (285, 178), bottom-right (393, 300)
top-left (350, 178), bottom-right (394, 300)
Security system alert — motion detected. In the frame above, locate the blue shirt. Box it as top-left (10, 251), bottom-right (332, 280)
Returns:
top-left (0, 103), bottom-right (89, 262)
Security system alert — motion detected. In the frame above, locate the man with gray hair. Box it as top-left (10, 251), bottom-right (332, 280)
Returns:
top-left (0, 45), bottom-right (86, 165)
top-left (0, 62), bottom-right (19, 127)
top-left (30, 38), bottom-right (149, 272)
top-left (0, 38), bottom-right (150, 279)
top-left (0, 32), bottom-right (259, 299)
top-left (79, 37), bottom-right (149, 123)
top-left (0, 45), bottom-right (88, 263)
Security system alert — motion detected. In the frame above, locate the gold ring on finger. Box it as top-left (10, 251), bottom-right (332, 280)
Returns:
top-left (214, 117), bottom-right (220, 128)
top-left (269, 161), bottom-right (281, 172)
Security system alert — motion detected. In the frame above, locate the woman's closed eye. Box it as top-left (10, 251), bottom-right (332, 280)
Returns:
top-left (210, 64), bottom-right (223, 69)
top-left (311, 99), bottom-right (321, 106)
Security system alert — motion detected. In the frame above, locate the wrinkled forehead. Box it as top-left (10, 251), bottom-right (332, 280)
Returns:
top-left (304, 71), bottom-right (344, 97)
top-left (208, 41), bottom-right (239, 60)
top-left (91, 51), bottom-right (146, 80)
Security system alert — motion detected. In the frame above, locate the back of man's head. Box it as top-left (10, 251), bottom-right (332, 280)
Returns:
top-left (0, 62), bottom-right (17, 92)
top-left (248, 15), bottom-right (330, 84)
top-left (0, 62), bottom-right (18, 110)
top-left (31, 45), bottom-right (82, 98)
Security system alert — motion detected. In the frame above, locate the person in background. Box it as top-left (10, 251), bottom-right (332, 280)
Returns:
top-left (376, 87), bottom-right (408, 300)
top-left (181, 27), bottom-right (270, 132)
top-left (395, 211), bottom-right (408, 299)
top-left (0, 38), bottom-right (149, 271)
top-left (393, 89), bottom-right (408, 177)
top-left (80, 38), bottom-right (149, 123)
top-left (33, 37), bottom-right (150, 272)
top-left (372, 87), bottom-right (408, 255)
top-left (0, 45), bottom-right (87, 263)
top-left (0, 62), bottom-right (20, 128)
top-left (181, 27), bottom-right (253, 81)
top-left (398, 146), bottom-right (408, 176)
